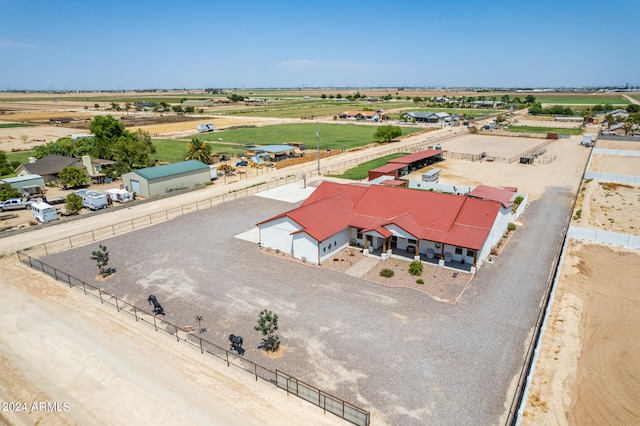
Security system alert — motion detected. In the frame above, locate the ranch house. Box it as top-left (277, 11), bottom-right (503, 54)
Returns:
top-left (258, 182), bottom-right (515, 271)
top-left (338, 111), bottom-right (381, 122)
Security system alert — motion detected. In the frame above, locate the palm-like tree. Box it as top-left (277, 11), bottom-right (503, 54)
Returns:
top-left (196, 315), bottom-right (205, 333)
top-left (185, 137), bottom-right (212, 164)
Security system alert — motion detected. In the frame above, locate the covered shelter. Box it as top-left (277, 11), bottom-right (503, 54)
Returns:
top-left (246, 145), bottom-right (303, 162)
top-left (0, 174), bottom-right (45, 196)
top-left (368, 149), bottom-right (446, 180)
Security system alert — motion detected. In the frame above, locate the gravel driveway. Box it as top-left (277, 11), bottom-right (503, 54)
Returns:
top-left (38, 185), bottom-right (574, 425)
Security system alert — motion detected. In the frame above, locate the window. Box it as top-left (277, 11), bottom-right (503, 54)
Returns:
top-left (356, 231), bottom-right (363, 239)
top-left (466, 249), bottom-right (475, 257)
top-left (455, 247), bottom-right (463, 255)
top-left (408, 239), bottom-right (417, 244)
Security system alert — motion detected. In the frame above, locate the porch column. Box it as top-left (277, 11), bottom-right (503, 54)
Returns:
top-left (473, 251), bottom-right (478, 267)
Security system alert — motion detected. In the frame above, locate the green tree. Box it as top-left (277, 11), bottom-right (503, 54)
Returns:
top-left (184, 106), bottom-right (195, 113)
top-left (320, 94), bottom-right (327, 99)
top-left (90, 244), bottom-right (110, 277)
top-left (624, 117), bottom-right (635, 135)
top-left (374, 125), bottom-right (402, 143)
top-left (171, 105), bottom-right (184, 113)
top-left (254, 309), bottom-right (279, 352)
top-left (626, 104), bottom-right (640, 113)
top-left (336, 93), bottom-right (342, 99)
top-left (0, 183), bottom-right (21, 201)
top-left (58, 166), bottom-right (88, 189)
top-left (0, 150), bottom-right (15, 176)
top-left (90, 115), bottom-right (126, 159)
top-left (412, 96), bottom-right (423, 103)
top-left (604, 113), bottom-right (615, 127)
top-left (525, 95), bottom-right (536, 104)
top-left (185, 137), bottom-right (212, 164)
top-left (409, 260), bottom-right (423, 276)
top-left (64, 192), bottom-right (84, 215)
top-left (592, 104), bottom-right (604, 113)
top-left (563, 106), bottom-right (574, 116)
top-left (112, 129), bottom-right (156, 174)
top-left (603, 103), bottom-right (614, 112)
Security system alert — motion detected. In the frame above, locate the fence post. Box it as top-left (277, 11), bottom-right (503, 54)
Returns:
top-left (99, 289), bottom-right (103, 303)
top-left (44, 244), bottom-right (48, 256)
top-left (134, 306), bottom-right (138, 321)
top-left (200, 337), bottom-right (203, 354)
top-left (255, 364), bottom-right (258, 381)
top-left (115, 297), bottom-right (120, 312)
top-left (82, 282), bottom-right (87, 295)
top-left (175, 326), bottom-right (179, 342)
top-left (226, 351), bottom-right (229, 367)
top-left (153, 314), bottom-right (157, 331)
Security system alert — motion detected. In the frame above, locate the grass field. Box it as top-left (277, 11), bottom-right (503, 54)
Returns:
top-left (4, 150), bottom-right (34, 166)
top-left (330, 153), bottom-right (409, 180)
top-left (508, 126), bottom-right (583, 135)
top-left (0, 123), bottom-right (35, 129)
top-left (535, 94), bottom-right (629, 105)
top-left (152, 139), bottom-right (247, 163)
top-left (189, 123), bottom-right (424, 150)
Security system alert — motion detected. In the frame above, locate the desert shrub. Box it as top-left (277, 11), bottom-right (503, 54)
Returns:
top-left (416, 279), bottom-right (424, 284)
top-left (379, 268), bottom-right (394, 278)
top-left (573, 209), bottom-right (582, 220)
top-left (409, 260), bottom-right (423, 276)
top-left (507, 222), bottom-right (516, 231)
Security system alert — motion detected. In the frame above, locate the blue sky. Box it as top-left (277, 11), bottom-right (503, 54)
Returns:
top-left (1, 0), bottom-right (638, 90)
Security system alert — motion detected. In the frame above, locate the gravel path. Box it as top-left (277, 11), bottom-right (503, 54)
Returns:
top-left (37, 184), bottom-right (575, 425)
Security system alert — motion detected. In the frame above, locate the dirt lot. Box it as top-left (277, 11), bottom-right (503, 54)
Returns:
top-left (573, 180), bottom-right (640, 235)
top-left (521, 242), bottom-right (640, 425)
top-left (0, 256), bottom-right (342, 426)
top-left (595, 138), bottom-right (640, 151)
top-left (406, 135), bottom-right (590, 200)
top-left (588, 154), bottom-right (640, 175)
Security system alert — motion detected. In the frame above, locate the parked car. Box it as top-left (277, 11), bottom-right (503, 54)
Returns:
top-left (0, 198), bottom-right (33, 211)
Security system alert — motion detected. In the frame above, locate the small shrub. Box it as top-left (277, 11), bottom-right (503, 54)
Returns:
top-left (416, 279), bottom-right (424, 284)
top-left (409, 260), bottom-right (423, 276)
top-left (379, 268), bottom-right (394, 278)
top-left (507, 222), bottom-right (516, 231)
top-left (573, 209), bottom-right (582, 220)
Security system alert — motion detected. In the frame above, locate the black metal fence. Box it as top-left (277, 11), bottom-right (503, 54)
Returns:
top-left (17, 250), bottom-right (370, 426)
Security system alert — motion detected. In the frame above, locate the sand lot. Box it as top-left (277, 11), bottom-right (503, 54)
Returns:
top-left (595, 139), bottom-right (640, 151)
top-left (406, 135), bottom-right (589, 200)
top-left (435, 134), bottom-right (546, 160)
top-left (574, 180), bottom-right (640, 235)
top-left (0, 256), bottom-right (342, 426)
top-left (588, 154), bottom-right (640, 175)
top-left (521, 242), bottom-right (640, 425)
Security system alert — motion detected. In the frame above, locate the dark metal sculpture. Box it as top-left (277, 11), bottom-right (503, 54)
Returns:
top-left (147, 294), bottom-right (165, 315)
top-left (229, 334), bottom-right (244, 354)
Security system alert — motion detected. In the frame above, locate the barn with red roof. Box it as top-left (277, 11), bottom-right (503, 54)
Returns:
top-left (257, 182), bottom-right (517, 270)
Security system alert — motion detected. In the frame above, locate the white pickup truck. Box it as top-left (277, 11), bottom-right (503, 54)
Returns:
top-left (0, 198), bottom-right (34, 211)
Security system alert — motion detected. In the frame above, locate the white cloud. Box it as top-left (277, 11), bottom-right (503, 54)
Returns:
top-left (0, 38), bottom-right (34, 49)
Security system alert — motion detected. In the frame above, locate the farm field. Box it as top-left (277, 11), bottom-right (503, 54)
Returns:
top-left (194, 122), bottom-right (426, 150)
top-left (535, 94), bottom-right (630, 105)
top-left (152, 139), bottom-right (248, 163)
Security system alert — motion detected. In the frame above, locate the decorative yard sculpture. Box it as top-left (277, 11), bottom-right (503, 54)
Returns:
top-left (147, 294), bottom-right (165, 315)
top-left (229, 334), bottom-right (244, 354)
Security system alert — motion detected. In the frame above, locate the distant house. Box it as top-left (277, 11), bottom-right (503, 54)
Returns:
top-left (339, 111), bottom-right (381, 122)
top-left (121, 160), bottom-right (210, 198)
top-left (15, 154), bottom-right (115, 184)
top-left (400, 112), bottom-right (450, 124)
top-left (471, 100), bottom-right (504, 108)
top-left (609, 109), bottom-right (629, 120)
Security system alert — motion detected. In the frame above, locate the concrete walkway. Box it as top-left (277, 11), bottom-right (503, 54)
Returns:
top-left (344, 255), bottom-right (379, 278)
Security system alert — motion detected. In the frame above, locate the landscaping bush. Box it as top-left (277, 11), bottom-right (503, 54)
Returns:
top-left (409, 260), bottom-right (423, 276)
top-left (507, 222), bottom-right (516, 231)
top-left (379, 268), bottom-right (394, 278)
top-left (416, 279), bottom-right (424, 285)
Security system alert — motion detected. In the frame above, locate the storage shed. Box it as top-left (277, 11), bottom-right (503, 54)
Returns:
top-left (121, 160), bottom-right (210, 198)
top-left (0, 174), bottom-right (45, 196)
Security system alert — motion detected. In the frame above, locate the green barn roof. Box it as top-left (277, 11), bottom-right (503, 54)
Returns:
top-left (134, 160), bottom-right (209, 180)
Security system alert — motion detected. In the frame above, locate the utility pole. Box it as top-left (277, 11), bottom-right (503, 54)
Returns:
top-left (315, 127), bottom-right (321, 175)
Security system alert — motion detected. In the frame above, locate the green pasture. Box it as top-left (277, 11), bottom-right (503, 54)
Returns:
top-left (330, 153), bottom-right (409, 180)
top-left (535, 94), bottom-right (629, 105)
top-left (5, 150), bottom-right (34, 165)
top-left (152, 139), bottom-right (247, 163)
top-left (189, 123), bottom-right (424, 151)
top-left (0, 123), bottom-right (35, 129)
top-left (508, 126), bottom-right (583, 135)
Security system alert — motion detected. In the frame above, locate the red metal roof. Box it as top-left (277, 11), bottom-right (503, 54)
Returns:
top-left (369, 163), bottom-right (404, 174)
top-left (467, 185), bottom-right (516, 207)
top-left (259, 182), bottom-right (501, 249)
top-left (387, 150), bottom-right (446, 165)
